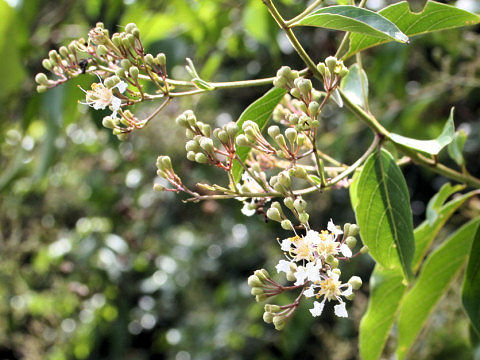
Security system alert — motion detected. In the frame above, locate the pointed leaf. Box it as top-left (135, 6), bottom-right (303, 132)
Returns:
top-left (462, 220), bottom-right (480, 335)
top-left (294, 5), bottom-right (408, 43)
top-left (346, 1), bottom-right (480, 58)
top-left (232, 87), bottom-right (286, 182)
top-left (448, 129), bottom-right (467, 167)
top-left (389, 108), bottom-right (455, 156)
top-left (425, 182), bottom-right (465, 226)
top-left (340, 63), bottom-right (369, 108)
top-left (359, 266), bottom-right (407, 360)
top-left (397, 219), bottom-right (480, 359)
top-left (355, 148), bottom-right (415, 280)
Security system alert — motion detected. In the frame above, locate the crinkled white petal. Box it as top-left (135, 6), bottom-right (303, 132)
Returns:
top-left (304, 286), bottom-right (315, 298)
top-left (340, 243), bottom-right (352, 258)
top-left (305, 261), bottom-right (321, 283)
top-left (114, 81), bottom-right (128, 93)
top-left (334, 301), bottom-right (348, 317)
top-left (93, 102), bottom-right (106, 110)
top-left (341, 284), bottom-right (353, 297)
top-left (280, 239), bottom-right (292, 252)
top-left (304, 230), bottom-right (320, 245)
top-left (275, 259), bottom-right (291, 274)
top-left (310, 300), bottom-right (325, 317)
top-left (111, 96), bottom-right (122, 111)
top-left (294, 267), bottom-right (307, 286)
top-left (328, 219), bottom-right (343, 236)
top-left (241, 203), bottom-right (256, 217)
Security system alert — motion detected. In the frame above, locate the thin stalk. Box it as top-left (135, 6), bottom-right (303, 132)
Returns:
top-left (285, 0), bottom-right (324, 27)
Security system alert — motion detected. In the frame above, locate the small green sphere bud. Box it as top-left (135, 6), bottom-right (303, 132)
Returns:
top-left (348, 276), bottom-right (362, 290)
top-left (284, 128), bottom-right (297, 145)
top-left (349, 224), bottom-right (360, 236)
top-left (309, 101), bottom-right (320, 118)
top-left (290, 88), bottom-right (301, 99)
top-left (266, 304), bottom-right (281, 313)
top-left (286, 271), bottom-right (296, 282)
top-left (274, 134), bottom-right (287, 148)
top-left (186, 151), bottom-right (196, 161)
top-left (215, 129), bottom-right (229, 144)
top-left (293, 198), bottom-right (307, 213)
top-left (346, 236), bottom-right (357, 249)
top-left (255, 294), bottom-right (268, 302)
top-left (281, 220), bottom-right (293, 231)
top-left (104, 76), bottom-right (120, 89)
top-left (338, 64), bottom-right (349, 78)
top-left (273, 77), bottom-right (287, 89)
top-left (360, 245), bottom-right (369, 254)
top-left (199, 123), bottom-right (211, 137)
top-left (266, 208), bottom-right (282, 222)
top-left (36, 85), bottom-right (48, 93)
top-left (97, 45), bottom-right (108, 56)
top-left (283, 197), bottom-right (294, 211)
top-left (199, 137), bottom-right (214, 154)
top-left (332, 268), bottom-right (342, 276)
top-left (273, 315), bottom-right (286, 330)
top-left (295, 78), bottom-right (312, 98)
top-left (144, 53), bottom-right (155, 66)
top-left (48, 50), bottom-right (59, 64)
top-left (129, 66), bottom-right (139, 79)
top-left (343, 223), bottom-right (351, 235)
top-left (325, 56), bottom-right (338, 72)
top-left (42, 59), bottom-right (53, 71)
top-left (236, 134), bottom-right (250, 147)
top-left (153, 184), bottom-right (165, 192)
top-left (115, 68), bottom-right (126, 78)
top-left (185, 140), bottom-right (200, 152)
top-left (156, 53), bottom-right (166, 66)
top-left (160, 156), bottom-right (172, 170)
top-left (317, 63), bottom-right (327, 76)
top-left (329, 258), bottom-right (339, 268)
top-left (125, 23), bottom-right (137, 34)
top-left (277, 66), bottom-right (292, 79)
top-left (112, 34), bottom-right (122, 47)
top-left (195, 153), bottom-right (208, 164)
top-left (254, 269), bottom-right (270, 282)
top-left (225, 122), bottom-right (239, 137)
top-left (121, 59), bottom-right (132, 69)
top-left (102, 116), bottom-right (116, 129)
top-left (59, 46), bottom-right (68, 57)
top-left (176, 114), bottom-right (189, 128)
top-left (277, 172), bottom-right (291, 188)
top-left (299, 212), bottom-right (309, 224)
top-left (294, 166), bottom-right (308, 179)
top-left (267, 125), bottom-right (280, 139)
top-left (35, 73), bottom-right (49, 85)
top-left (248, 275), bottom-right (263, 287)
top-left (263, 312), bottom-right (274, 323)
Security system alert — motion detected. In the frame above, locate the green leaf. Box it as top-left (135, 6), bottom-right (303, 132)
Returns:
top-left (293, 5), bottom-right (408, 43)
top-left (356, 149), bottom-right (415, 280)
top-left (448, 130), bottom-right (467, 167)
top-left (359, 265), bottom-right (407, 360)
top-left (463, 220), bottom-right (480, 335)
top-left (397, 219), bottom-right (480, 359)
top-left (389, 108), bottom-right (455, 156)
top-left (340, 63), bottom-right (369, 109)
top-left (346, 1), bottom-right (480, 58)
top-left (232, 88), bottom-right (286, 182)
top-left (413, 189), bottom-right (479, 270)
top-left (349, 169), bottom-right (361, 210)
top-left (425, 182), bottom-right (465, 226)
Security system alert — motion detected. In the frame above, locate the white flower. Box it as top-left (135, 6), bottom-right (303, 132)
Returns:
top-left (241, 201), bottom-right (256, 217)
top-left (280, 239), bottom-right (292, 252)
top-left (80, 80), bottom-right (127, 118)
top-left (339, 243), bottom-right (352, 258)
top-left (305, 261), bottom-right (321, 283)
top-left (334, 302), bottom-right (348, 317)
top-left (310, 300), bottom-right (325, 317)
top-left (341, 284), bottom-right (353, 297)
top-left (275, 259), bottom-right (292, 274)
top-left (327, 219), bottom-right (343, 237)
top-left (293, 266), bottom-right (307, 285)
top-left (304, 230), bottom-right (321, 245)
top-left (304, 286), bottom-right (315, 298)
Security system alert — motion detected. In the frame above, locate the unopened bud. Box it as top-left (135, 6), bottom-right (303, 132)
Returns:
top-left (125, 23), bottom-right (137, 34)
top-left (273, 315), bottom-right (286, 330)
top-left (254, 269), bottom-right (270, 282)
top-left (283, 197), bottom-right (294, 211)
top-left (186, 151), bottom-right (196, 161)
top-left (281, 220), bottom-right (293, 230)
top-left (102, 116), bottom-right (116, 129)
top-left (349, 224), bottom-right (360, 236)
top-left (129, 66), bottom-right (139, 79)
top-left (293, 198), bottom-right (307, 213)
top-left (299, 212), bottom-right (309, 224)
top-left (360, 245), bottom-right (369, 254)
top-left (268, 125), bottom-right (280, 139)
top-left (199, 137), bottom-right (214, 154)
top-left (325, 56), bottom-right (338, 73)
top-left (286, 271), bottom-right (296, 282)
top-left (251, 287), bottom-right (264, 296)
top-left (294, 166), bottom-right (308, 179)
top-left (42, 59), bottom-right (53, 71)
top-left (195, 153), bottom-right (208, 164)
top-left (248, 275), bottom-right (263, 287)
top-left (348, 276), bottom-right (362, 290)
top-left (256, 294), bottom-right (268, 302)
top-left (156, 53), bottom-right (166, 66)
top-left (97, 45), bottom-right (108, 56)
top-left (225, 122), bottom-right (239, 137)
top-left (153, 184), bottom-right (165, 192)
top-left (285, 128), bottom-right (297, 145)
top-left (236, 134), bottom-right (250, 147)
top-left (332, 268), bottom-right (342, 276)
top-left (346, 236), bottom-right (357, 249)
top-left (274, 134), bottom-right (287, 149)
top-left (266, 208), bottom-right (282, 222)
top-left (35, 73), bottom-right (49, 85)
top-left (263, 312), bottom-right (274, 323)
top-left (144, 53), bottom-right (155, 66)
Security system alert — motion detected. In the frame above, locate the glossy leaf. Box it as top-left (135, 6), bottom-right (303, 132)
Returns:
top-left (463, 220), bottom-right (480, 335)
top-left (397, 219), bottom-right (480, 359)
top-left (294, 5), bottom-right (408, 43)
top-left (355, 149), bottom-right (415, 280)
top-left (346, 1), bottom-right (480, 58)
top-left (359, 266), bottom-right (407, 360)
top-left (389, 108), bottom-right (455, 156)
top-left (448, 130), bottom-right (467, 167)
top-left (340, 63), bottom-right (369, 108)
top-left (425, 182), bottom-right (465, 226)
top-left (413, 189), bottom-right (479, 269)
top-left (232, 87), bottom-right (286, 182)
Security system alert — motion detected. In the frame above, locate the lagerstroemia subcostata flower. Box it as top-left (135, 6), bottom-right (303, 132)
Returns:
top-left (79, 80), bottom-right (128, 118)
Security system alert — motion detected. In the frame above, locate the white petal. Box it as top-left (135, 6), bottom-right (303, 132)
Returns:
top-left (111, 96), bottom-right (122, 111)
top-left (328, 219), bottom-right (343, 236)
top-left (304, 287), bottom-right (315, 298)
top-left (114, 81), bottom-right (128, 93)
top-left (309, 300), bottom-right (325, 317)
top-left (341, 284), bottom-right (353, 297)
top-left (280, 239), bottom-right (292, 252)
top-left (304, 230), bottom-right (320, 245)
top-left (275, 260), bottom-right (291, 274)
top-left (305, 261), bottom-right (321, 283)
top-left (334, 302), bottom-right (348, 318)
top-left (340, 243), bottom-right (352, 258)
top-left (294, 267), bottom-right (307, 285)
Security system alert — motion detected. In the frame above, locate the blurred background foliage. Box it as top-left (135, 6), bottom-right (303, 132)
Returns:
top-left (0, 0), bottom-right (479, 359)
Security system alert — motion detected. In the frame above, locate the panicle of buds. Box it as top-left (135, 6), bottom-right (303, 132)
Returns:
top-left (317, 56), bottom-right (349, 92)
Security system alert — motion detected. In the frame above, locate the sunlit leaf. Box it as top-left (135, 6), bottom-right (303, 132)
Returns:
top-left (293, 5), bottom-right (408, 43)
top-left (340, 64), bottom-right (368, 109)
top-left (389, 108), bottom-right (455, 156)
top-left (355, 148), bottom-right (415, 280)
top-left (346, 1), bottom-right (480, 58)
top-left (448, 130), bottom-right (467, 167)
top-left (425, 182), bottom-right (465, 226)
top-left (462, 220), bottom-right (480, 335)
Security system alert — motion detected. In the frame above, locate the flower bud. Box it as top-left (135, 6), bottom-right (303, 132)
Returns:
top-left (317, 63), bottom-right (326, 76)
top-left (129, 66), bottom-right (139, 80)
top-left (35, 73), bottom-right (49, 85)
top-left (186, 151), bottom-right (196, 161)
top-left (274, 134), bottom-right (287, 149)
top-left (290, 88), bottom-right (301, 99)
top-left (156, 53), bottom-right (166, 66)
top-left (248, 275), bottom-right (263, 287)
top-left (346, 236), bottom-right (357, 249)
top-left (286, 271), bottom-right (296, 282)
top-left (199, 137), bottom-right (214, 154)
top-left (277, 172), bottom-right (291, 188)
top-left (112, 34), bottom-right (122, 47)
top-left (185, 140), bottom-right (200, 152)
top-left (283, 197), bottom-right (294, 211)
top-left (215, 129), bottom-right (229, 144)
top-left (273, 77), bottom-right (287, 89)
top-left (332, 268), bottom-right (342, 276)
top-left (116, 133), bottom-right (128, 141)
top-left (265, 304), bottom-right (281, 313)
top-left (250, 287), bottom-right (264, 296)
top-left (360, 245), bottom-right (369, 254)
top-left (144, 53), bottom-right (155, 66)
top-left (225, 122), bottom-right (238, 137)
top-left (294, 166), bottom-right (308, 179)
top-left (273, 315), bottom-right (286, 330)
top-left (284, 128), bottom-right (297, 146)
top-left (153, 184), bottom-right (165, 192)
top-left (346, 293), bottom-right (355, 301)
top-left (59, 46), bottom-right (69, 58)
top-left (36, 85), bottom-right (48, 93)
top-left (254, 269), bottom-right (270, 282)
top-left (293, 198), bottom-right (307, 213)
top-left (104, 76), bottom-right (120, 89)
top-left (299, 212), bottom-right (309, 224)
top-left (325, 56), bottom-right (338, 73)
top-left (267, 125), bottom-right (280, 139)
top-left (42, 59), bottom-right (53, 71)
top-left (102, 116), bottom-right (117, 129)
top-left (255, 294), bottom-right (268, 302)
top-left (266, 207), bottom-right (282, 222)
top-left (349, 224), bottom-right (360, 236)
top-left (348, 276), bottom-right (362, 290)
top-left (263, 312), bottom-right (274, 323)
top-left (195, 153), bottom-right (208, 164)
top-left (309, 101), bottom-right (320, 118)
top-left (281, 220), bottom-right (293, 230)
top-left (125, 23), bottom-right (137, 34)
top-left (96, 45), bottom-right (108, 56)
top-left (295, 78), bottom-right (312, 98)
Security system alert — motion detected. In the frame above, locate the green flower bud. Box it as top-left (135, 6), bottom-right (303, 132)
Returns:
top-left (346, 236), bottom-right (357, 249)
top-left (281, 220), bottom-right (293, 230)
top-left (185, 129), bottom-right (195, 139)
top-left (125, 23), bottom-right (137, 34)
top-left (290, 88), bottom-right (301, 99)
top-left (317, 63), bottom-right (327, 76)
top-left (309, 101), bottom-right (320, 118)
top-left (283, 197), bottom-right (294, 211)
top-left (36, 85), bottom-right (48, 93)
top-left (263, 312), bottom-right (274, 323)
top-left (346, 293), bottom-right (355, 301)
top-left (274, 134), bottom-right (287, 149)
top-left (129, 66), bottom-right (139, 80)
top-left (42, 59), bottom-right (53, 71)
top-left (294, 166), bottom-right (308, 179)
top-left (284, 128), bottom-right (297, 146)
top-left (102, 116), bottom-right (116, 129)
top-left (295, 78), bottom-right (312, 98)
top-left (195, 153), bottom-right (208, 164)
top-left (116, 133), bottom-right (128, 141)
top-left (273, 77), bottom-right (287, 89)
top-left (104, 76), bottom-right (120, 89)
top-left (112, 34), bottom-right (122, 47)
top-left (293, 198), bottom-right (307, 213)
top-left (225, 122), bottom-right (238, 137)
top-left (236, 134), bottom-right (250, 147)
top-left (156, 53), bottom-right (166, 66)
top-left (268, 125), bottom-right (280, 139)
top-left (325, 56), bottom-right (338, 73)
top-left (215, 129), bottom-right (229, 144)
top-left (348, 276), bottom-right (362, 290)
top-left (35, 73), bottom-right (49, 85)
top-left (277, 172), bottom-right (291, 188)
top-left (121, 59), bottom-right (132, 69)
top-left (48, 50), bottom-right (59, 64)
top-left (332, 268), bottom-right (341, 276)
top-left (248, 275), bottom-right (263, 287)
top-left (96, 44), bottom-right (108, 56)
top-left (265, 304), bottom-right (281, 313)
top-left (266, 207), bottom-right (282, 222)
top-left (255, 294), bottom-right (268, 302)
top-left (360, 245), bottom-right (369, 254)
top-left (299, 212), bottom-right (309, 224)
top-left (144, 53), bottom-right (155, 66)
top-left (244, 126), bottom-right (257, 142)
top-left (186, 151), bottom-right (196, 161)
top-left (185, 140), bottom-right (200, 152)
top-left (59, 46), bottom-right (68, 58)
top-left (329, 257), bottom-right (339, 268)
top-left (277, 66), bottom-right (292, 79)
top-left (286, 271), bottom-right (296, 282)
top-left (349, 224), bottom-right (360, 236)
top-left (254, 269), bottom-right (270, 282)
top-left (273, 315), bottom-right (286, 330)
top-left (153, 183), bottom-right (165, 192)
top-left (199, 137), bottom-right (214, 154)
